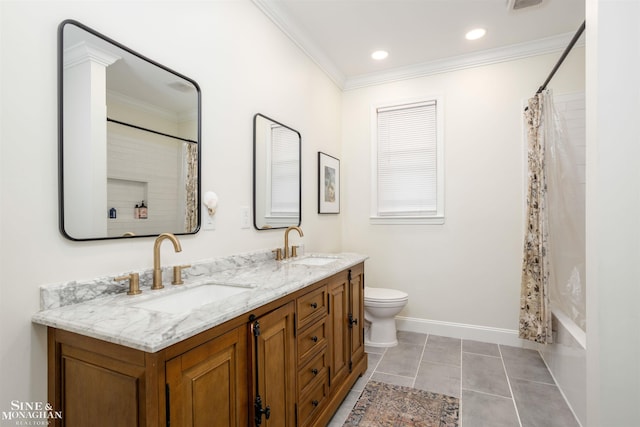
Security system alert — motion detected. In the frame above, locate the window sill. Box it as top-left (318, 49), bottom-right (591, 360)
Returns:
top-left (369, 216), bottom-right (445, 225)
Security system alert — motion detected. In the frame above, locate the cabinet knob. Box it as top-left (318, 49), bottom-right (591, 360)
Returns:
top-left (310, 302), bottom-right (318, 309)
top-left (312, 400), bottom-right (319, 407)
top-left (311, 335), bottom-right (318, 342)
top-left (311, 368), bottom-right (318, 375)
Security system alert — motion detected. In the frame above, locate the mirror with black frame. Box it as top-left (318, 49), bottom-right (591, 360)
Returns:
top-left (253, 114), bottom-right (301, 230)
top-left (59, 20), bottom-right (201, 240)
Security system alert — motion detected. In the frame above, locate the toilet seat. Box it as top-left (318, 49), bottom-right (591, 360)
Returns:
top-left (364, 287), bottom-right (408, 303)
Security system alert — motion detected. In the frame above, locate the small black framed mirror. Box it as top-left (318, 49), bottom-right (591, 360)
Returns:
top-left (253, 114), bottom-right (301, 230)
top-left (59, 20), bottom-right (201, 240)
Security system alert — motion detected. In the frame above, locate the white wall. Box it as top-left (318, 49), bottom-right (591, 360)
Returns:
top-left (0, 0), bottom-right (342, 406)
top-left (341, 49), bottom-right (585, 337)
top-left (586, 1), bottom-right (640, 425)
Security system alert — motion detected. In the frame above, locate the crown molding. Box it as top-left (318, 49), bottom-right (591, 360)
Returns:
top-left (64, 41), bottom-right (120, 69)
top-left (252, 0), bottom-right (584, 91)
top-left (344, 32), bottom-right (584, 90)
top-left (251, 0), bottom-right (346, 88)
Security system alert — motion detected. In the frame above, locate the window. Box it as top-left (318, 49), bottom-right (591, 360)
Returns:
top-left (269, 124), bottom-right (299, 217)
top-left (371, 98), bottom-right (444, 224)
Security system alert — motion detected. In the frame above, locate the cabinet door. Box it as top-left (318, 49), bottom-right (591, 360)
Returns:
top-left (328, 273), bottom-right (349, 387)
top-left (166, 326), bottom-right (249, 427)
top-left (49, 328), bottom-right (158, 427)
top-left (250, 301), bottom-right (296, 427)
top-left (58, 345), bottom-right (146, 427)
top-left (349, 265), bottom-right (366, 368)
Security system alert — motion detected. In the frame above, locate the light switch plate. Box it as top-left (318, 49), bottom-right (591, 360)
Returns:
top-left (240, 206), bottom-right (250, 229)
top-left (203, 214), bottom-right (215, 231)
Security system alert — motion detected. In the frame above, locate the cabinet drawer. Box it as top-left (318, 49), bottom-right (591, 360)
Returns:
top-left (298, 348), bottom-right (328, 397)
top-left (297, 286), bottom-right (328, 328)
top-left (297, 317), bottom-right (328, 363)
top-left (298, 376), bottom-right (329, 427)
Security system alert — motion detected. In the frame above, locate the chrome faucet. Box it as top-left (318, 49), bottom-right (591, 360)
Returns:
top-left (283, 226), bottom-right (304, 259)
top-left (152, 233), bottom-right (182, 290)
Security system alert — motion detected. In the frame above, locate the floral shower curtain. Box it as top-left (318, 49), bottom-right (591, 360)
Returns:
top-left (184, 143), bottom-right (198, 232)
top-left (519, 91), bottom-right (553, 344)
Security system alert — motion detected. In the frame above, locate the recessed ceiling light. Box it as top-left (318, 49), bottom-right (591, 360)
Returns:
top-left (465, 28), bottom-right (487, 41)
top-left (371, 50), bottom-right (389, 60)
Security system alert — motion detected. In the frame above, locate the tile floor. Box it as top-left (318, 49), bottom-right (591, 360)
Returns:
top-left (328, 331), bottom-right (580, 427)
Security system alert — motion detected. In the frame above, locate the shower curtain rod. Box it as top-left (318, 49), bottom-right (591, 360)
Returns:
top-left (536, 20), bottom-right (586, 94)
top-left (106, 117), bottom-right (198, 144)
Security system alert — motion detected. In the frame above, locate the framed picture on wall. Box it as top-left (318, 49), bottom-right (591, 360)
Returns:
top-left (318, 152), bottom-right (340, 214)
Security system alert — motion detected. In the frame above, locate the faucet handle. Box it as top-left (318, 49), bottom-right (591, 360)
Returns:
top-left (115, 273), bottom-right (141, 296)
top-left (272, 248), bottom-right (283, 261)
top-left (172, 264), bottom-right (191, 285)
top-left (291, 245), bottom-right (299, 258)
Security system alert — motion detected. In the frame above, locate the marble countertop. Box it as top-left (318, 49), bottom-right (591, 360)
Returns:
top-left (32, 251), bottom-right (367, 353)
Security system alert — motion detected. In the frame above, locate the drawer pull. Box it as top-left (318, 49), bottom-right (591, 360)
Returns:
top-left (310, 302), bottom-right (318, 309)
top-left (311, 335), bottom-right (318, 342)
top-left (311, 368), bottom-right (318, 375)
top-left (312, 400), bottom-right (319, 407)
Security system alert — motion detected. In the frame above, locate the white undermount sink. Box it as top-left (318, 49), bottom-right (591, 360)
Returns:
top-left (290, 256), bottom-right (338, 266)
top-left (132, 284), bottom-right (251, 314)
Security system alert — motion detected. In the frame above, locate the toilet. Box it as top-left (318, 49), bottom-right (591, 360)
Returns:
top-left (364, 287), bottom-right (409, 347)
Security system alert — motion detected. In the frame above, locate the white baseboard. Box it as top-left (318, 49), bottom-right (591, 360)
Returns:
top-left (395, 316), bottom-right (538, 349)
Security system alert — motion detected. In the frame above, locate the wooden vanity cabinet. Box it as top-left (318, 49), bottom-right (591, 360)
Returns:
top-left (47, 329), bottom-right (158, 427)
top-left (347, 264), bottom-right (366, 370)
top-left (47, 263), bottom-right (366, 427)
top-left (165, 326), bottom-right (249, 427)
top-left (249, 301), bottom-right (297, 427)
top-left (296, 283), bottom-right (330, 427)
top-left (328, 274), bottom-right (350, 388)
top-left (299, 263), bottom-right (367, 427)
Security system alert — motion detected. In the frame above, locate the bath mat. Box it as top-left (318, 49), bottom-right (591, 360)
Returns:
top-left (343, 380), bottom-right (459, 427)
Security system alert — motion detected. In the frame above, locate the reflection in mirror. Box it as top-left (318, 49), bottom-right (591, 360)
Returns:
top-left (253, 114), bottom-right (301, 230)
top-left (59, 20), bottom-right (201, 240)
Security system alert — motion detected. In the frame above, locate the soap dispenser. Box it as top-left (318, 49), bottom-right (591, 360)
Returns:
top-left (139, 201), bottom-right (148, 219)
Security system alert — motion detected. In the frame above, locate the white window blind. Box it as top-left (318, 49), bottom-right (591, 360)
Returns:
top-left (270, 125), bottom-right (299, 215)
top-left (375, 100), bottom-right (441, 219)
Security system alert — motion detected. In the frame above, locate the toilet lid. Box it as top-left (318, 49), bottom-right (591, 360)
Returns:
top-left (364, 287), bottom-right (408, 302)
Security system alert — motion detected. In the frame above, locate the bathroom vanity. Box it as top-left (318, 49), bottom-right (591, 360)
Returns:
top-left (47, 19), bottom-right (365, 426)
top-left (34, 252), bottom-right (367, 427)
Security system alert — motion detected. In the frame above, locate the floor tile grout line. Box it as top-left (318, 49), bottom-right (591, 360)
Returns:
top-left (460, 387), bottom-right (517, 400)
top-left (498, 344), bottom-right (524, 427)
top-left (507, 376), bottom-right (557, 387)
top-left (373, 371), bottom-right (416, 383)
top-left (370, 348), bottom-right (386, 373)
top-left (462, 350), bottom-right (501, 358)
top-left (410, 333), bottom-right (429, 388)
